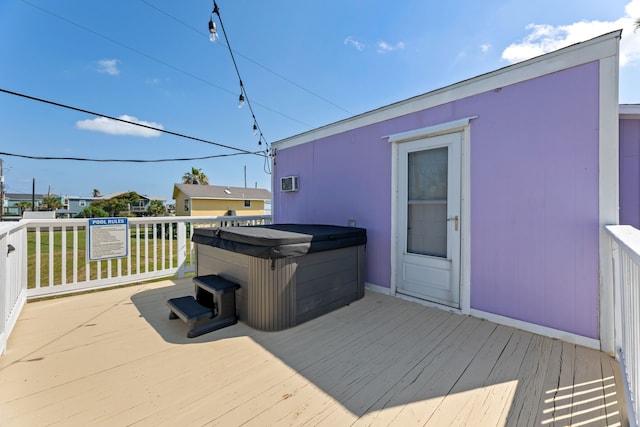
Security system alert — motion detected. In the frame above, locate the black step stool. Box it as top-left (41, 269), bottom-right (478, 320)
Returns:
top-left (167, 275), bottom-right (240, 338)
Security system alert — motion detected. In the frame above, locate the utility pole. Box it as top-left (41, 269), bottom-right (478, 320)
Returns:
top-left (244, 165), bottom-right (247, 188)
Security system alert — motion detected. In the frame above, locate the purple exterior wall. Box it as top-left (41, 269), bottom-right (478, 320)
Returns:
top-left (620, 118), bottom-right (640, 228)
top-left (274, 61), bottom-right (601, 339)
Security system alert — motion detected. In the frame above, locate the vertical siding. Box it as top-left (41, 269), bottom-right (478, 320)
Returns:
top-left (191, 199), bottom-right (265, 217)
top-left (470, 63), bottom-right (600, 339)
top-left (620, 118), bottom-right (640, 228)
top-left (273, 61), bottom-right (602, 339)
top-left (174, 193), bottom-right (188, 216)
top-left (274, 127), bottom-right (392, 289)
top-left (172, 195), bottom-right (266, 217)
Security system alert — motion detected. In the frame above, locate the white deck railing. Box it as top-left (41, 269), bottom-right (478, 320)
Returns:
top-left (24, 215), bottom-right (271, 298)
top-left (606, 225), bottom-right (640, 427)
top-left (0, 222), bottom-right (28, 354)
top-left (0, 215), bottom-right (271, 354)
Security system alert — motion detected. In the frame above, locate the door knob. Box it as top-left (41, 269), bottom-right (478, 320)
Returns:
top-left (447, 215), bottom-right (459, 231)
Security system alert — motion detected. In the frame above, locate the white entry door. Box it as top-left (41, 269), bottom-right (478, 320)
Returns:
top-left (397, 132), bottom-right (461, 308)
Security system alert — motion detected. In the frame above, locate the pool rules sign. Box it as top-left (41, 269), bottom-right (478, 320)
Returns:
top-left (87, 218), bottom-right (129, 261)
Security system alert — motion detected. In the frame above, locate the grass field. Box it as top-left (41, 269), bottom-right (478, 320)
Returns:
top-left (27, 228), bottom-right (190, 287)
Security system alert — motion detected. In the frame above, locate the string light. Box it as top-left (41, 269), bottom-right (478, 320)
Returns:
top-left (208, 15), bottom-right (218, 42)
top-left (208, 0), bottom-right (271, 165)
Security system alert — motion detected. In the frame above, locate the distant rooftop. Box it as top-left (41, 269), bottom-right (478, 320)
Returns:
top-left (98, 191), bottom-right (166, 202)
top-left (173, 184), bottom-right (271, 201)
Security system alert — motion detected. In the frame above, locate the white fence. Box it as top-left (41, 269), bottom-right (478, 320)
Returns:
top-left (606, 225), bottom-right (640, 427)
top-left (0, 215), bottom-right (271, 354)
top-left (0, 222), bottom-right (28, 354)
top-left (24, 215), bottom-right (271, 298)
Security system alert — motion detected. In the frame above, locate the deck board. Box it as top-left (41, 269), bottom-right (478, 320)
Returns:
top-left (0, 279), bottom-right (628, 426)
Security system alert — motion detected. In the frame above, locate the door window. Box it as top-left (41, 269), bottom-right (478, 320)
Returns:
top-left (407, 146), bottom-right (448, 257)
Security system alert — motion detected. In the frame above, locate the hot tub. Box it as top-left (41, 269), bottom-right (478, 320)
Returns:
top-left (192, 224), bottom-right (367, 331)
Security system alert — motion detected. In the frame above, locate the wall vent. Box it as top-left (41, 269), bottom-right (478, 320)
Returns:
top-left (280, 176), bottom-right (299, 192)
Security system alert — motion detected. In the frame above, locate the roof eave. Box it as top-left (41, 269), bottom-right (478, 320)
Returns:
top-left (272, 30), bottom-right (622, 151)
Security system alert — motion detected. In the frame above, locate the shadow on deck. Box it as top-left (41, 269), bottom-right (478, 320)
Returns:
top-left (0, 279), bottom-right (628, 426)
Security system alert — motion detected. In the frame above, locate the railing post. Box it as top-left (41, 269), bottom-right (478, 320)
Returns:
top-left (0, 231), bottom-right (7, 355)
top-left (601, 227), bottom-right (616, 354)
top-left (611, 240), bottom-right (623, 354)
top-left (0, 222), bottom-right (28, 356)
top-left (176, 221), bottom-right (187, 278)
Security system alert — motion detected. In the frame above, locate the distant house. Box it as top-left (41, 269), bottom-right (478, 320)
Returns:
top-left (57, 196), bottom-right (99, 218)
top-left (172, 184), bottom-right (271, 217)
top-left (4, 193), bottom-right (63, 216)
top-left (98, 192), bottom-right (167, 217)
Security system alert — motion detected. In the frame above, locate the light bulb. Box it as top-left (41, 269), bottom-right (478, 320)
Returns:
top-left (208, 18), bottom-right (218, 42)
top-left (238, 94), bottom-right (245, 108)
top-left (253, 123), bottom-right (258, 135)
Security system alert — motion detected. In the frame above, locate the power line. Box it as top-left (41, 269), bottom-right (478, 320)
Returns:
top-left (138, 0), bottom-right (353, 116)
top-left (0, 151), bottom-right (254, 163)
top-left (19, 0), bottom-right (314, 129)
top-left (0, 87), bottom-right (268, 157)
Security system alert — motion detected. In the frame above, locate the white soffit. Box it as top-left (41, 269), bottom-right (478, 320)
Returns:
top-left (273, 30), bottom-right (621, 151)
top-left (385, 116), bottom-right (478, 143)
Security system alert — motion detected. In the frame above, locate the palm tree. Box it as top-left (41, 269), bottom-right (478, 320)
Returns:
top-left (182, 167), bottom-right (210, 185)
top-left (92, 189), bottom-right (101, 197)
top-left (41, 195), bottom-right (63, 211)
top-left (15, 201), bottom-right (32, 215)
top-left (636, 18), bottom-right (640, 30)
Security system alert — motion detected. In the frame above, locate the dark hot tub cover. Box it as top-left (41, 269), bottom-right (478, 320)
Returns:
top-left (191, 224), bottom-right (367, 259)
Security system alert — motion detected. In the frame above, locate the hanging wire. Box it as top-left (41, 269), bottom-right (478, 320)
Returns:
top-left (19, 0), bottom-right (314, 129)
top-left (0, 87), bottom-right (268, 157)
top-left (138, 0), bottom-right (353, 116)
top-left (0, 151), bottom-right (255, 163)
top-left (210, 1), bottom-right (271, 157)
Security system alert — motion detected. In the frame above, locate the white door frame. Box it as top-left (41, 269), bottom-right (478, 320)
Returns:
top-left (397, 134), bottom-right (461, 307)
top-left (388, 116), bottom-right (476, 314)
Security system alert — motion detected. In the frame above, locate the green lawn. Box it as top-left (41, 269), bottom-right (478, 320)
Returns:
top-left (27, 228), bottom-right (190, 288)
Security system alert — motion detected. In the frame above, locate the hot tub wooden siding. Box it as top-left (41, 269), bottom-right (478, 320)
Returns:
top-left (195, 244), bottom-right (366, 331)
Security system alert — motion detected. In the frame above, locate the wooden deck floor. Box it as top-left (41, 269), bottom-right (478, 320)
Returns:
top-left (0, 279), bottom-right (628, 426)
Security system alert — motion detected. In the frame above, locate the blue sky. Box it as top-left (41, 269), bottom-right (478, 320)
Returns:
top-left (1, 0), bottom-right (639, 204)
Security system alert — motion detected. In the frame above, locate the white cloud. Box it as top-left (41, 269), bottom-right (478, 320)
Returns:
top-left (502, 0), bottom-right (640, 67)
top-left (481, 43), bottom-right (492, 53)
top-left (344, 36), bottom-right (365, 51)
top-left (377, 40), bottom-right (405, 53)
top-left (76, 115), bottom-right (163, 138)
top-left (96, 59), bottom-right (120, 75)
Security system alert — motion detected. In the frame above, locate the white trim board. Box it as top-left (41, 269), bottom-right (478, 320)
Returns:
top-left (364, 282), bottom-right (393, 296)
top-left (273, 31), bottom-right (621, 151)
top-left (364, 284), bottom-right (600, 350)
top-left (470, 309), bottom-right (601, 350)
top-left (389, 119), bottom-right (473, 314)
top-left (598, 38), bottom-right (620, 355)
top-left (385, 116), bottom-right (477, 143)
